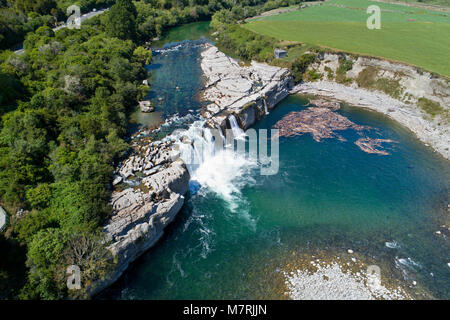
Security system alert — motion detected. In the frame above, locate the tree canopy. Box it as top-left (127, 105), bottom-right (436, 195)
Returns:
top-left (106, 0), bottom-right (138, 40)
top-left (0, 0), bottom-right (307, 299)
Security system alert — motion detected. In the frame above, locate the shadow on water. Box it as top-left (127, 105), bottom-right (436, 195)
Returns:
top-left (153, 21), bottom-right (212, 47)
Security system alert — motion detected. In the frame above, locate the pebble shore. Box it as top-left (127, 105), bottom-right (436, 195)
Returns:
top-left (284, 259), bottom-right (409, 300)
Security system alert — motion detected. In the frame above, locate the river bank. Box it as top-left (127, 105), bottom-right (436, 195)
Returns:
top-left (291, 81), bottom-right (449, 160)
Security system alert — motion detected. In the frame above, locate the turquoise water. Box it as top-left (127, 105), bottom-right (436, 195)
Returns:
top-left (129, 21), bottom-right (212, 136)
top-left (107, 33), bottom-right (450, 299)
top-left (128, 39), bottom-right (208, 137)
top-left (153, 21), bottom-right (212, 47)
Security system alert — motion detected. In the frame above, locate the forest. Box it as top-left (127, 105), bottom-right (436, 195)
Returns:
top-left (0, 0), bottom-right (307, 300)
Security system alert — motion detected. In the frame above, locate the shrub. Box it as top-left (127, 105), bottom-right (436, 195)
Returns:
top-left (336, 57), bottom-right (353, 83)
top-left (375, 78), bottom-right (403, 99)
top-left (290, 53), bottom-right (317, 83)
top-left (418, 97), bottom-right (444, 117)
top-left (356, 66), bottom-right (378, 88)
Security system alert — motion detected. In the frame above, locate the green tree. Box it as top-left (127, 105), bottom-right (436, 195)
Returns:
top-left (15, 0), bottom-right (57, 15)
top-left (106, 0), bottom-right (138, 40)
top-left (23, 228), bottom-right (66, 299)
top-left (291, 54), bottom-right (317, 83)
top-left (133, 46), bottom-right (152, 65)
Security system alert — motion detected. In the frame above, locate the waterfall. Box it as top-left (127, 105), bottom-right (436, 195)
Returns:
top-left (171, 121), bottom-right (216, 175)
top-left (203, 127), bottom-right (216, 159)
top-left (169, 120), bottom-right (256, 210)
top-left (228, 114), bottom-right (245, 139)
top-left (218, 126), bottom-right (226, 145)
top-left (263, 98), bottom-right (269, 115)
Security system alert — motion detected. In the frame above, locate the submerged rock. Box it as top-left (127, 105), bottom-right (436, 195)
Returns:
top-left (273, 107), bottom-right (368, 142)
top-left (310, 98), bottom-right (340, 111)
top-left (273, 107), bottom-right (396, 156)
top-left (292, 80), bottom-right (450, 160)
top-left (355, 138), bottom-right (396, 155)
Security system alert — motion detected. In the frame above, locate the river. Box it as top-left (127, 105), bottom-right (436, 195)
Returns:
top-left (101, 22), bottom-right (450, 300)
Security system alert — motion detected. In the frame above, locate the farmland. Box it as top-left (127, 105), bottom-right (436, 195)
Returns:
top-left (244, 0), bottom-right (450, 76)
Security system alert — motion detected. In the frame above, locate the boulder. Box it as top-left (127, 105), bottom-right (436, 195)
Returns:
top-left (200, 44), bottom-right (293, 130)
top-left (139, 101), bottom-right (155, 113)
top-left (112, 176), bottom-right (123, 186)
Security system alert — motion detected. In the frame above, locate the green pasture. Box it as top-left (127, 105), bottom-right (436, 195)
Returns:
top-left (245, 0), bottom-right (450, 76)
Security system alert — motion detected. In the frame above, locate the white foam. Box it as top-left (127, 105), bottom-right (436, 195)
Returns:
top-left (192, 149), bottom-right (253, 202)
top-left (385, 241), bottom-right (400, 249)
top-left (228, 114), bottom-right (246, 140)
top-left (263, 99), bottom-right (269, 115)
top-left (396, 257), bottom-right (422, 270)
top-left (169, 120), bottom-right (257, 227)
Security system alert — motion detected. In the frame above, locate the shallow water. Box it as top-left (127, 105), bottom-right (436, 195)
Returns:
top-left (153, 21), bottom-right (211, 47)
top-left (128, 39), bottom-right (209, 137)
top-left (105, 34), bottom-right (450, 299)
top-left (129, 21), bottom-right (211, 136)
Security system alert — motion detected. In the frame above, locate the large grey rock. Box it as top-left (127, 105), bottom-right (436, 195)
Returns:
top-left (200, 44), bottom-right (293, 130)
top-left (142, 159), bottom-right (189, 195)
top-left (88, 154), bottom-right (189, 297)
top-left (139, 100), bottom-right (154, 113)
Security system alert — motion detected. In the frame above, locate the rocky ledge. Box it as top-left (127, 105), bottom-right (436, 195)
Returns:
top-left (200, 44), bottom-right (293, 131)
top-left (87, 140), bottom-right (190, 297)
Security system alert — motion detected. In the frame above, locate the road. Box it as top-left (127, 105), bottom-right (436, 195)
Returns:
top-left (14, 8), bottom-right (109, 55)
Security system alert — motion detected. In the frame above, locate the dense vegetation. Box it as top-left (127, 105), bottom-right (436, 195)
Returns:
top-left (1, 0), bottom-right (310, 300)
top-left (1, 0), bottom-right (310, 50)
top-left (210, 0), bottom-right (306, 62)
top-left (213, 23), bottom-right (278, 62)
top-left (133, 0), bottom-right (307, 41)
top-left (0, 0), bottom-right (114, 49)
top-left (0, 0), bottom-right (150, 299)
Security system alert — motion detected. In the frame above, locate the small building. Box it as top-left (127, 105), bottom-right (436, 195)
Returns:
top-left (274, 48), bottom-right (287, 59)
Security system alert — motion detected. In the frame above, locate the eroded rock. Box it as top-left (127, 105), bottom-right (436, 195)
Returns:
top-left (355, 138), bottom-right (396, 155)
top-left (201, 44), bottom-right (293, 130)
top-left (273, 107), bottom-right (368, 142)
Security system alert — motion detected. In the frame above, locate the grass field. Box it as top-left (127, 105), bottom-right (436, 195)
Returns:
top-left (244, 0), bottom-right (450, 77)
top-left (384, 0), bottom-right (450, 7)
